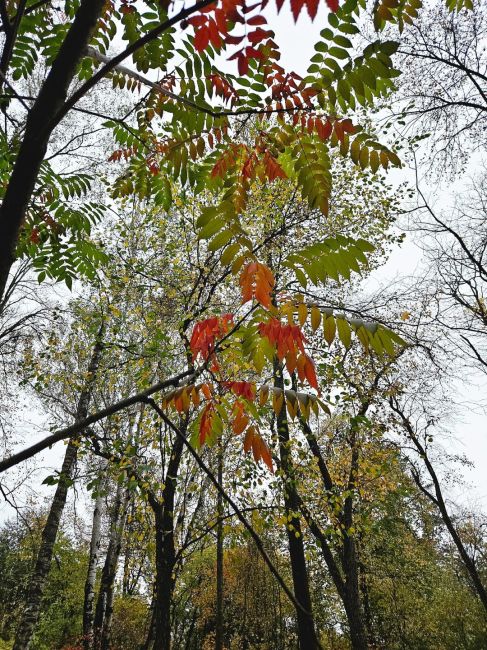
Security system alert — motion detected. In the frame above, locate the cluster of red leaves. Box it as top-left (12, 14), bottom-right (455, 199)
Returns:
top-left (258, 318), bottom-right (318, 389)
top-left (259, 318), bottom-right (306, 357)
top-left (233, 401), bottom-right (273, 471)
top-left (196, 387), bottom-right (273, 471)
top-left (108, 146), bottom-right (138, 163)
top-left (190, 314), bottom-right (234, 362)
top-left (211, 139), bottom-right (286, 186)
top-left (208, 73), bottom-right (239, 105)
top-left (186, 0), bottom-right (340, 73)
top-left (227, 14), bottom-right (277, 76)
top-left (199, 402), bottom-right (216, 446)
top-left (309, 116), bottom-right (355, 142)
top-left (224, 381), bottom-right (256, 400)
top-left (186, 0), bottom-right (245, 52)
top-left (211, 143), bottom-right (247, 178)
top-left (244, 425), bottom-right (273, 471)
top-left (287, 0), bottom-right (339, 21)
top-left (240, 261), bottom-right (275, 308)
top-left (265, 64), bottom-right (313, 105)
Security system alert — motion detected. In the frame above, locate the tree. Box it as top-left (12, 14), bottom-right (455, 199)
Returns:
top-left (391, 0), bottom-right (486, 173)
top-left (0, 0), bottom-right (434, 303)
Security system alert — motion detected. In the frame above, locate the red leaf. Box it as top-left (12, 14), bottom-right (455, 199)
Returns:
top-left (225, 33), bottom-right (245, 44)
top-left (248, 28), bottom-right (272, 44)
top-left (187, 15), bottom-right (207, 27)
top-left (243, 428), bottom-right (254, 452)
top-left (199, 403), bottom-right (215, 446)
top-left (334, 120), bottom-right (344, 142)
top-left (238, 53), bottom-right (249, 76)
top-left (30, 227), bottom-right (40, 244)
top-left (326, 0), bottom-right (339, 10)
top-left (247, 14), bottom-right (267, 24)
top-left (290, 0), bottom-right (303, 20)
top-left (208, 18), bottom-right (222, 47)
top-left (194, 25), bottom-right (210, 52)
top-left (316, 118), bottom-right (332, 141)
top-left (258, 438), bottom-right (274, 472)
top-left (306, 0), bottom-right (320, 19)
top-left (341, 118), bottom-right (355, 134)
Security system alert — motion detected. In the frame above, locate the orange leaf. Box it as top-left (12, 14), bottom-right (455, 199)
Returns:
top-left (243, 427), bottom-right (254, 452)
top-left (304, 355), bottom-right (319, 390)
top-left (239, 261), bottom-right (275, 308)
top-left (199, 403), bottom-right (215, 446)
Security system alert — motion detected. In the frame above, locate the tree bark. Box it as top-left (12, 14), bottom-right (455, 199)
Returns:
top-left (13, 331), bottom-right (104, 650)
top-left (274, 366), bottom-right (320, 650)
top-left (83, 485), bottom-right (104, 649)
top-left (149, 427), bottom-right (186, 650)
top-left (93, 482), bottom-right (129, 650)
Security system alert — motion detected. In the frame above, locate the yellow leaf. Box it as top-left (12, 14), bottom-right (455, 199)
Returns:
top-left (310, 306), bottom-right (321, 332)
top-left (282, 302), bottom-right (295, 326)
top-left (323, 315), bottom-right (336, 346)
top-left (259, 384), bottom-right (269, 406)
top-left (272, 389), bottom-right (284, 416)
top-left (298, 302), bottom-right (308, 326)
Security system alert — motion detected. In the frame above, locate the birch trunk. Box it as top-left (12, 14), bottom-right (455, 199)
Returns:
top-left (13, 331), bottom-right (104, 650)
top-left (83, 485), bottom-right (104, 649)
top-left (93, 482), bottom-right (129, 650)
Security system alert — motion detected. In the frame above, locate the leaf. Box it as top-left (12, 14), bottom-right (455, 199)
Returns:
top-left (336, 316), bottom-right (351, 348)
top-left (310, 305), bottom-right (321, 331)
top-left (272, 389), bottom-right (284, 415)
top-left (240, 261), bottom-right (275, 308)
top-left (190, 314), bottom-right (234, 362)
top-left (323, 315), bottom-right (336, 345)
top-left (298, 302), bottom-right (308, 326)
top-left (304, 355), bottom-right (319, 390)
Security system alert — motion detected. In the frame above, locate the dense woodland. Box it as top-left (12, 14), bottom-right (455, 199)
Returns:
top-left (0, 0), bottom-right (486, 648)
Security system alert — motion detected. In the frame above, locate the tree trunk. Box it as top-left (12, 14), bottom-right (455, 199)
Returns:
top-left (150, 429), bottom-right (186, 650)
top-left (142, 597), bottom-right (156, 650)
top-left (0, 0), bottom-right (106, 300)
top-left (274, 366), bottom-right (320, 650)
top-left (215, 440), bottom-right (224, 650)
top-left (340, 431), bottom-right (368, 650)
top-left (13, 332), bottom-right (104, 650)
top-left (297, 393), bottom-right (369, 650)
top-left (83, 486), bottom-right (104, 649)
top-left (93, 482), bottom-right (129, 650)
